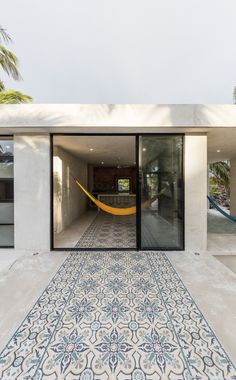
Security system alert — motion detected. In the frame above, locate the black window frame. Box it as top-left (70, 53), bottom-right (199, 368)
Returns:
top-left (0, 136), bottom-right (14, 248)
top-left (50, 133), bottom-right (184, 251)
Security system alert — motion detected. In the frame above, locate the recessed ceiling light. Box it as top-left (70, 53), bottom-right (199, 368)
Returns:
top-left (217, 149), bottom-right (221, 153)
top-left (142, 148), bottom-right (146, 152)
top-left (89, 148), bottom-right (94, 151)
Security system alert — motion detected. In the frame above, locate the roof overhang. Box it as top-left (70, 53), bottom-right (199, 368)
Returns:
top-left (0, 104), bottom-right (236, 134)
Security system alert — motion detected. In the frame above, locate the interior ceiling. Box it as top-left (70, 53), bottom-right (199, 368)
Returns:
top-left (208, 128), bottom-right (236, 162)
top-left (53, 135), bottom-right (136, 166)
top-left (54, 128), bottom-right (236, 165)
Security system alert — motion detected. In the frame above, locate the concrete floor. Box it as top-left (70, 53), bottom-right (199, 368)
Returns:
top-left (0, 250), bottom-right (68, 353)
top-left (208, 209), bottom-right (236, 253)
top-left (54, 210), bottom-right (97, 248)
top-left (215, 255), bottom-right (236, 274)
top-left (167, 251), bottom-right (236, 364)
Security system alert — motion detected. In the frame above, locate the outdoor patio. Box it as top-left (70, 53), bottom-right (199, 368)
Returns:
top-left (0, 250), bottom-right (235, 379)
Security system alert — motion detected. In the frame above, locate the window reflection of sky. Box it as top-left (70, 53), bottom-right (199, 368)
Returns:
top-left (0, 140), bottom-right (13, 155)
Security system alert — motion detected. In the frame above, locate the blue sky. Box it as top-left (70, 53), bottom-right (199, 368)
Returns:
top-left (1, 0), bottom-right (236, 103)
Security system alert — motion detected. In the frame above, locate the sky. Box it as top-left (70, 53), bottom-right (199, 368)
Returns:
top-left (1, 0), bottom-right (236, 104)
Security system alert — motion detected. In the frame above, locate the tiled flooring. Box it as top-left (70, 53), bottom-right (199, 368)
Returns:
top-left (0, 251), bottom-right (235, 379)
top-left (76, 212), bottom-right (136, 248)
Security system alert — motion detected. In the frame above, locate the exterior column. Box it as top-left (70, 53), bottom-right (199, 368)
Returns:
top-left (230, 158), bottom-right (236, 216)
top-left (14, 134), bottom-right (50, 252)
top-left (185, 133), bottom-right (207, 251)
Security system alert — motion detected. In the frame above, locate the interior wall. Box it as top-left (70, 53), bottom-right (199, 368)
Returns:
top-left (93, 166), bottom-right (136, 193)
top-left (53, 146), bottom-right (88, 234)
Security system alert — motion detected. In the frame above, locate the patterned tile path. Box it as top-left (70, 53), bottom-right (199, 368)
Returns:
top-left (0, 251), bottom-right (235, 379)
top-left (76, 212), bottom-right (136, 248)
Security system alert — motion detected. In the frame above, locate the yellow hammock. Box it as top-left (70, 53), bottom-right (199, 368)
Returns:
top-left (75, 180), bottom-right (136, 215)
top-left (75, 179), bottom-right (166, 216)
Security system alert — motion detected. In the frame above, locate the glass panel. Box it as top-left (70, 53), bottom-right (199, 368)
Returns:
top-left (0, 140), bottom-right (14, 178)
top-left (0, 225), bottom-right (14, 247)
top-left (0, 137), bottom-right (14, 247)
top-left (140, 135), bottom-right (184, 249)
top-left (0, 180), bottom-right (14, 201)
top-left (0, 203), bottom-right (14, 223)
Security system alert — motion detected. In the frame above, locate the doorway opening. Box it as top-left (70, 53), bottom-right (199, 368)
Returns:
top-left (51, 134), bottom-right (184, 251)
top-left (52, 135), bottom-right (137, 249)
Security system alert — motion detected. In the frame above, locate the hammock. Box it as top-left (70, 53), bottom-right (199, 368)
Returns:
top-left (207, 195), bottom-right (236, 222)
top-left (74, 179), bottom-right (166, 216)
top-left (75, 180), bottom-right (136, 215)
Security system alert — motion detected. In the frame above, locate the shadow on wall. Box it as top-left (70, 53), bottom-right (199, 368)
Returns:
top-left (53, 146), bottom-right (88, 235)
top-left (0, 104), bottom-right (213, 128)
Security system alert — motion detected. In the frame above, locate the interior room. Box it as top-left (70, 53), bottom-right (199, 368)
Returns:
top-left (53, 135), bottom-right (137, 249)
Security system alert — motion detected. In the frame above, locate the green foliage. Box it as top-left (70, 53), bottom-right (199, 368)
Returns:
top-left (209, 177), bottom-right (221, 197)
top-left (0, 25), bottom-right (32, 103)
top-left (209, 161), bottom-right (230, 206)
top-left (0, 79), bottom-right (5, 91)
top-left (0, 27), bottom-right (11, 44)
top-left (0, 90), bottom-right (32, 104)
top-left (209, 161), bottom-right (230, 188)
top-left (0, 45), bottom-right (20, 80)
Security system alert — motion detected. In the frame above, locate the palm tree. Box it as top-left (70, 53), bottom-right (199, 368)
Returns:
top-left (209, 161), bottom-right (230, 208)
top-left (0, 26), bottom-right (32, 103)
top-left (209, 161), bottom-right (230, 188)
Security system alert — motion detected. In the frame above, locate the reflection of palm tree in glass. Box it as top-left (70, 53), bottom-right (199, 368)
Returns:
top-left (142, 175), bottom-right (171, 210)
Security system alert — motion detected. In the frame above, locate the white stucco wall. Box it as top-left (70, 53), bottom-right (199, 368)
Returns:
top-left (185, 134), bottom-right (208, 251)
top-left (1, 104), bottom-right (236, 131)
top-left (230, 158), bottom-right (236, 216)
top-left (53, 146), bottom-right (87, 234)
top-left (14, 135), bottom-right (50, 252)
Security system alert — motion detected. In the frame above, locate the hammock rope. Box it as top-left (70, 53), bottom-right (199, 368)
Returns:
top-left (207, 195), bottom-right (236, 222)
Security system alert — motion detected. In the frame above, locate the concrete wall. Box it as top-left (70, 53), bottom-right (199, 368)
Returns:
top-left (14, 135), bottom-right (50, 252)
top-left (230, 158), bottom-right (236, 216)
top-left (185, 134), bottom-right (208, 251)
top-left (53, 146), bottom-right (87, 234)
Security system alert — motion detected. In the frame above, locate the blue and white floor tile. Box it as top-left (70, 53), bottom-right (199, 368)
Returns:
top-left (0, 251), bottom-right (235, 379)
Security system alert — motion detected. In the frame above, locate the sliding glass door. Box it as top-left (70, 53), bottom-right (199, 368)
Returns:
top-left (51, 133), bottom-right (184, 251)
top-left (139, 135), bottom-right (184, 250)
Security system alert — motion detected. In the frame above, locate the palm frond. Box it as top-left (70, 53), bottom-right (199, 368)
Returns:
top-left (0, 26), bottom-right (12, 44)
top-left (209, 161), bottom-right (230, 188)
top-left (0, 45), bottom-right (21, 80)
top-left (0, 90), bottom-right (32, 104)
top-left (0, 80), bottom-right (5, 91)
